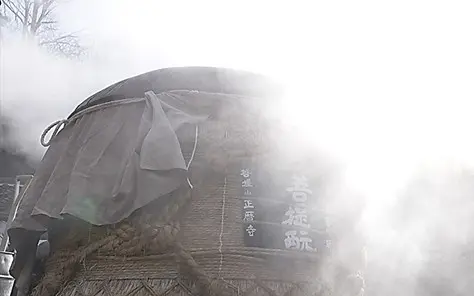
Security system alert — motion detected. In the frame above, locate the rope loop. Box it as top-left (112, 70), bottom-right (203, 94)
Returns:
top-left (40, 119), bottom-right (68, 147)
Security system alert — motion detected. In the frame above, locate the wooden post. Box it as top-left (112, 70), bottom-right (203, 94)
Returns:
top-left (0, 175), bottom-right (33, 252)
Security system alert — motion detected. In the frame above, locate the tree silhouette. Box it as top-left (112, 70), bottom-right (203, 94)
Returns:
top-left (0, 0), bottom-right (84, 58)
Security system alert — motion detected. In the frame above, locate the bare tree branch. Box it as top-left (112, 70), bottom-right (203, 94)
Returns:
top-left (30, 0), bottom-right (40, 34)
top-left (35, 0), bottom-right (53, 29)
top-left (1, 0), bottom-right (85, 58)
top-left (38, 32), bottom-right (75, 45)
top-left (22, 0), bottom-right (31, 34)
top-left (39, 20), bottom-right (56, 24)
top-left (2, 0), bottom-right (26, 23)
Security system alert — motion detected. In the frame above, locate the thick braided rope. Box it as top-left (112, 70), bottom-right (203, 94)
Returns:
top-left (100, 182), bottom-right (235, 295)
top-left (111, 188), bottom-right (191, 255)
top-left (116, 191), bottom-right (234, 295)
top-left (107, 187), bottom-right (234, 295)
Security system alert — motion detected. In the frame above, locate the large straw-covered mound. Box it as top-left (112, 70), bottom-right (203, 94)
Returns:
top-left (22, 68), bottom-right (363, 296)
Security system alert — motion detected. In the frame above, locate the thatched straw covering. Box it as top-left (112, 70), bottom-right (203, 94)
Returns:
top-left (14, 67), bottom-right (364, 295)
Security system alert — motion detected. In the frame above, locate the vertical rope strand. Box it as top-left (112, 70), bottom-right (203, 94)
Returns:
top-left (218, 128), bottom-right (229, 279)
top-left (186, 125), bottom-right (199, 189)
top-left (218, 176), bottom-right (227, 278)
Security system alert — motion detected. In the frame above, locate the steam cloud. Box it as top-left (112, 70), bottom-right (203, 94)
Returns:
top-left (1, 0), bottom-right (474, 295)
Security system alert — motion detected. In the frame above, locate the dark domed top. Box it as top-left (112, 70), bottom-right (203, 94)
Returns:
top-left (71, 67), bottom-right (280, 117)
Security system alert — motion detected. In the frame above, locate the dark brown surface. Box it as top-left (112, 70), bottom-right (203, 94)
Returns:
top-left (0, 183), bottom-right (15, 222)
